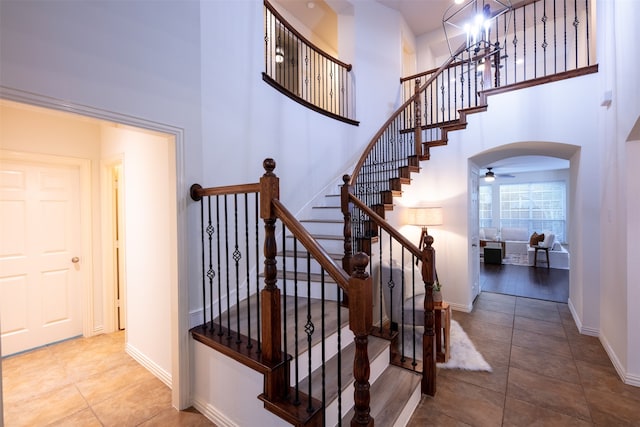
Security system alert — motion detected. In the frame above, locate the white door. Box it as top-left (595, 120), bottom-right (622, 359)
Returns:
top-left (470, 166), bottom-right (480, 299)
top-left (0, 159), bottom-right (83, 356)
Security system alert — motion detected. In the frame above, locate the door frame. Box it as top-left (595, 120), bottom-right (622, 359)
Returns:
top-left (101, 157), bottom-right (126, 333)
top-left (0, 87), bottom-right (189, 409)
top-left (0, 150), bottom-right (94, 341)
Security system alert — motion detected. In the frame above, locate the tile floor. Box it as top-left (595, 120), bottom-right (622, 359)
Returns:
top-left (5, 293), bottom-right (640, 426)
top-left (2, 331), bottom-right (214, 426)
top-left (407, 292), bottom-right (640, 426)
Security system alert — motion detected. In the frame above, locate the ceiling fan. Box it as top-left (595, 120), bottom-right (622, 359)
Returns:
top-left (484, 167), bottom-right (515, 182)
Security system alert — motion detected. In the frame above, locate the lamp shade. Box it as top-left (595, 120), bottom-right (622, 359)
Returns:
top-left (407, 207), bottom-right (443, 226)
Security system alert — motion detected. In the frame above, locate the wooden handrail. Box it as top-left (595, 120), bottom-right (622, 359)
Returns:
top-left (348, 192), bottom-right (422, 259)
top-left (264, 0), bottom-right (352, 71)
top-left (272, 198), bottom-right (350, 290)
top-left (349, 42), bottom-right (466, 185)
top-left (190, 182), bottom-right (261, 201)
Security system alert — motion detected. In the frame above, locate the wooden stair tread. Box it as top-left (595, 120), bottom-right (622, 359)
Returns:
top-left (287, 233), bottom-right (343, 241)
top-left (298, 335), bottom-right (389, 403)
top-left (342, 365), bottom-right (421, 426)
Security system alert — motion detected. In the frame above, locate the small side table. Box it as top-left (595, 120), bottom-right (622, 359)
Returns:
top-left (533, 246), bottom-right (550, 269)
top-left (435, 302), bottom-right (451, 363)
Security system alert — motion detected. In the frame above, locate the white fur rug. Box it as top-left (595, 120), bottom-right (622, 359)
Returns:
top-left (401, 320), bottom-right (492, 372)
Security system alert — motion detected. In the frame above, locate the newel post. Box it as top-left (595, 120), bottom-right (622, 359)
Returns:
top-left (420, 233), bottom-right (437, 396)
top-left (413, 78), bottom-right (422, 158)
top-left (259, 158), bottom-right (285, 400)
top-left (349, 252), bottom-right (373, 427)
top-left (341, 175), bottom-right (354, 307)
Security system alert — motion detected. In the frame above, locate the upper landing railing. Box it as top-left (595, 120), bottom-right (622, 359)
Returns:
top-left (401, 0), bottom-right (597, 126)
top-left (263, 0), bottom-right (358, 126)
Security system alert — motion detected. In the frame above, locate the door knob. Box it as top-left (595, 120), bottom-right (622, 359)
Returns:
top-left (71, 257), bottom-right (80, 263)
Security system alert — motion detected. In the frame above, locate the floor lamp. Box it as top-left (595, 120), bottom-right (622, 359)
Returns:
top-left (407, 207), bottom-right (443, 251)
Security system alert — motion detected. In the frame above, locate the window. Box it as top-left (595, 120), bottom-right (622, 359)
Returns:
top-left (499, 182), bottom-right (566, 242)
top-left (479, 185), bottom-right (492, 228)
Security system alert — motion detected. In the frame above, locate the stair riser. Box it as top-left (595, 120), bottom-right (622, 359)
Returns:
top-left (280, 256), bottom-right (341, 275)
top-left (292, 324), bottom-right (354, 387)
top-left (299, 221), bottom-right (344, 236)
top-left (310, 206), bottom-right (342, 220)
top-left (286, 237), bottom-right (345, 255)
top-left (281, 281), bottom-right (341, 301)
top-left (325, 345), bottom-right (389, 427)
top-left (316, 195), bottom-right (341, 208)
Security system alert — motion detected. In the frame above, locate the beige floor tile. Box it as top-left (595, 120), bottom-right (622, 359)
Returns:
top-left (511, 329), bottom-right (572, 359)
top-left (460, 320), bottom-right (514, 345)
top-left (139, 407), bottom-right (216, 426)
top-left (2, 356), bottom-right (71, 405)
top-left (407, 397), bottom-right (473, 426)
top-left (568, 339), bottom-right (613, 368)
top-left (438, 361), bottom-right (509, 394)
top-left (3, 384), bottom-right (88, 427)
top-left (76, 357), bottom-right (157, 406)
top-left (469, 308), bottom-right (515, 328)
top-left (507, 367), bottom-right (591, 421)
top-left (421, 376), bottom-right (505, 427)
top-left (514, 304), bottom-right (562, 324)
top-left (91, 377), bottom-right (172, 426)
top-left (584, 388), bottom-right (640, 425)
top-left (575, 360), bottom-right (640, 403)
top-left (473, 336), bottom-right (512, 368)
top-left (503, 397), bottom-right (593, 426)
top-left (48, 408), bottom-right (103, 426)
top-left (514, 315), bottom-right (567, 339)
top-left (474, 297), bottom-right (516, 315)
top-left (509, 345), bottom-right (580, 384)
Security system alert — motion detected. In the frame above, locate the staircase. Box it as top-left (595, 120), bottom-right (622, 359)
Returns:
top-left (281, 183), bottom-right (423, 425)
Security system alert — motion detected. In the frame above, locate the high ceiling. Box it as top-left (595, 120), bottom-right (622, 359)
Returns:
top-left (376, 0), bottom-right (454, 37)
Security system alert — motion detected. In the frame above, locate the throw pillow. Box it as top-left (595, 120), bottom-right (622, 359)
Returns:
top-left (529, 232), bottom-right (545, 247)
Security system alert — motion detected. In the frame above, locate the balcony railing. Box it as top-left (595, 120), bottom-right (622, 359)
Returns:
top-left (401, 0), bottom-right (597, 128)
top-left (263, 0), bottom-right (358, 125)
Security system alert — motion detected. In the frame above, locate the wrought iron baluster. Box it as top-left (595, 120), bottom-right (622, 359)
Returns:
top-left (217, 196), bottom-right (223, 337)
top-left (244, 193), bottom-right (252, 348)
top-left (233, 194), bottom-right (242, 343)
top-left (224, 195), bottom-right (231, 339)
top-left (199, 199), bottom-right (206, 327)
top-left (207, 197), bottom-right (215, 331)
top-left (337, 288), bottom-right (342, 425)
top-left (293, 237), bottom-right (300, 405)
top-left (305, 252), bottom-right (314, 413)
top-left (255, 193), bottom-right (261, 352)
top-left (282, 224), bottom-right (288, 356)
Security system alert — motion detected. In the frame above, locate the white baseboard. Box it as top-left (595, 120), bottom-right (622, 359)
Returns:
top-left (599, 332), bottom-right (627, 383)
top-left (191, 397), bottom-right (238, 427)
top-left (567, 298), bottom-right (599, 336)
top-left (450, 301), bottom-right (473, 313)
top-left (126, 343), bottom-right (172, 388)
top-left (625, 372), bottom-right (640, 387)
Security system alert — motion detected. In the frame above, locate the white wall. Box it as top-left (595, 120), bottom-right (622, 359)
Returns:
top-left (101, 126), bottom-right (177, 383)
top-left (597, 0), bottom-right (640, 386)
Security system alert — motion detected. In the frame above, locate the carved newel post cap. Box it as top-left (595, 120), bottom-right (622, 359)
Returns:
top-left (263, 158), bottom-right (276, 175)
top-left (424, 234), bottom-right (434, 248)
top-left (352, 252), bottom-right (369, 274)
top-left (342, 174), bottom-right (351, 184)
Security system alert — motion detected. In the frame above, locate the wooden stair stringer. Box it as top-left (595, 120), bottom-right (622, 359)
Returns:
top-left (419, 101), bottom-right (489, 161)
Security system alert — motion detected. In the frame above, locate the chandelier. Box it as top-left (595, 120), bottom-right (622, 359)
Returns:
top-left (443, 0), bottom-right (513, 60)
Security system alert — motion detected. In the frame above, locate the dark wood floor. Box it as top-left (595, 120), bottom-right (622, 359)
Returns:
top-left (480, 263), bottom-right (569, 303)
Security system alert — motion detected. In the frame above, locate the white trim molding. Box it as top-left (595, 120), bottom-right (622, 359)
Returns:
top-left (126, 343), bottom-right (172, 387)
